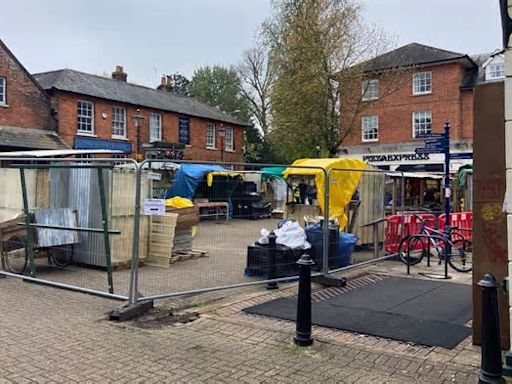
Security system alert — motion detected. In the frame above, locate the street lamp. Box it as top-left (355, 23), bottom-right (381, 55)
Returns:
top-left (218, 125), bottom-right (226, 163)
top-left (133, 109), bottom-right (145, 161)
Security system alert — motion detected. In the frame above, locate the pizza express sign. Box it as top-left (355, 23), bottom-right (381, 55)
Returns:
top-left (362, 153), bottom-right (430, 163)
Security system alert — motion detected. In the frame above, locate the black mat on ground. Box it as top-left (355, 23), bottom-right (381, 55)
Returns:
top-left (244, 276), bottom-right (472, 349)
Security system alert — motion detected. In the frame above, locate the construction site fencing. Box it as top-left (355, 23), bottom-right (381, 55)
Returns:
top-left (0, 157), bottom-right (139, 300)
top-left (0, 158), bottom-right (411, 305)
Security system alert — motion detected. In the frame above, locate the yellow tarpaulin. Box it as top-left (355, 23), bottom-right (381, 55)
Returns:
top-left (283, 158), bottom-right (367, 230)
top-left (206, 171), bottom-right (244, 187)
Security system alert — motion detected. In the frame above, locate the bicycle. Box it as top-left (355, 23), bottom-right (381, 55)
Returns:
top-left (397, 214), bottom-right (472, 273)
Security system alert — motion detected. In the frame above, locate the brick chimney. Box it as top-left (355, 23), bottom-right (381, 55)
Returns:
top-left (112, 65), bottom-right (127, 82)
top-left (157, 75), bottom-right (173, 90)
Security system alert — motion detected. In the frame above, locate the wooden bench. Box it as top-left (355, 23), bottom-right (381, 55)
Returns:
top-left (196, 202), bottom-right (229, 221)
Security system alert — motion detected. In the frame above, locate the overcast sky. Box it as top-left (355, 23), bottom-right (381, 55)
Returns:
top-left (1, 0), bottom-right (502, 87)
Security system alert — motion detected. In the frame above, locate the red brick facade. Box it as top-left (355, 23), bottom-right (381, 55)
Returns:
top-left (341, 62), bottom-right (473, 147)
top-left (51, 90), bottom-right (244, 162)
top-left (0, 41), bottom-right (54, 131)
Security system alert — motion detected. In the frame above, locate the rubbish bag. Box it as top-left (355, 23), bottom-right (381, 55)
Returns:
top-left (165, 196), bottom-right (194, 208)
top-left (259, 221), bottom-right (311, 250)
top-left (337, 232), bottom-right (358, 268)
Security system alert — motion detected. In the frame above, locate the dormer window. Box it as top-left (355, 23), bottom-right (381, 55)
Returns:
top-left (483, 53), bottom-right (505, 82)
top-left (487, 63), bottom-right (505, 80)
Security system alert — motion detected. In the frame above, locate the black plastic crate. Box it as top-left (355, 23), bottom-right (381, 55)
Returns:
top-left (245, 243), bottom-right (305, 278)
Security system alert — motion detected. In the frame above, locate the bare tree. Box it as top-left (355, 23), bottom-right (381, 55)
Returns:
top-left (238, 43), bottom-right (274, 136)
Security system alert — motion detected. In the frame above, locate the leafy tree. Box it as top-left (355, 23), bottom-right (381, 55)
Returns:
top-left (265, 0), bottom-right (399, 161)
top-left (189, 66), bottom-right (251, 122)
top-left (189, 65), bottom-right (278, 163)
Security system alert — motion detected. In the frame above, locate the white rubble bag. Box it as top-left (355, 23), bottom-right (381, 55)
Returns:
top-left (259, 220), bottom-right (311, 250)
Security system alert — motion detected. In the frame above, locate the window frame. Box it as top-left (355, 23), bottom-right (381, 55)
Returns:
top-left (111, 106), bottom-right (127, 139)
top-left (487, 63), bottom-right (505, 80)
top-left (361, 79), bottom-right (379, 101)
top-left (412, 110), bottom-right (432, 138)
top-left (412, 71), bottom-right (432, 95)
top-left (224, 127), bottom-right (234, 151)
top-left (206, 123), bottom-right (216, 149)
top-left (361, 115), bottom-right (379, 142)
top-left (76, 100), bottom-right (95, 134)
top-left (0, 76), bottom-right (6, 105)
top-left (149, 113), bottom-right (162, 143)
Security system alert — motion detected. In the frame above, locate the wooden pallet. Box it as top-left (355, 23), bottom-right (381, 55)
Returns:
top-left (169, 249), bottom-right (208, 264)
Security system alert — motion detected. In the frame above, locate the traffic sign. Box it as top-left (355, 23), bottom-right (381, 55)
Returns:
top-left (424, 143), bottom-right (447, 150)
top-left (416, 133), bottom-right (445, 138)
top-left (424, 138), bottom-right (448, 146)
top-left (415, 147), bottom-right (445, 154)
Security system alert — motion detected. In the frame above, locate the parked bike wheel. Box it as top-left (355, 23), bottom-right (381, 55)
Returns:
top-left (2, 235), bottom-right (27, 274)
top-left (398, 236), bottom-right (426, 266)
top-left (49, 245), bottom-right (73, 267)
top-left (448, 239), bottom-right (472, 273)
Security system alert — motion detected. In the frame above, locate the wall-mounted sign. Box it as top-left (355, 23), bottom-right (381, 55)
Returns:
top-left (143, 198), bottom-right (165, 216)
top-left (178, 117), bottom-right (190, 145)
top-left (362, 153), bottom-right (430, 162)
top-left (74, 137), bottom-right (132, 153)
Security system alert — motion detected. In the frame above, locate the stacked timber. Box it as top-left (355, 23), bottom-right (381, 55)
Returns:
top-left (165, 206), bottom-right (198, 253)
top-left (147, 205), bottom-right (206, 266)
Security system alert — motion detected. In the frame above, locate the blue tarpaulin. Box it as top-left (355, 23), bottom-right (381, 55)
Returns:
top-left (165, 164), bottom-right (231, 199)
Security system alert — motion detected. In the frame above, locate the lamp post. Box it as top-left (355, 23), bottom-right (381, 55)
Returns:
top-left (218, 125), bottom-right (226, 163)
top-left (133, 109), bottom-right (145, 161)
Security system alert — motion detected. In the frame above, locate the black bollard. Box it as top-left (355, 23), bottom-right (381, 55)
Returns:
top-left (294, 253), bottom-right (314, 346)
top-left (478, 273), bottom-right (505, 384)
top-left (266, 231), bottom-right (279, 290)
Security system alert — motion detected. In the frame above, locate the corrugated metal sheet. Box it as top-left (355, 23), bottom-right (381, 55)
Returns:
top-left (50, 168), bottom-right (110, 267)
top-left (33, 208), bottom-right (78, 247)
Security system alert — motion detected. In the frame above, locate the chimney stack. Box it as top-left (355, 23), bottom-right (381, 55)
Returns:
top-left (112, 65), bottom-right (127, 82)
top-left (157, 75), bottom-right (173, 90)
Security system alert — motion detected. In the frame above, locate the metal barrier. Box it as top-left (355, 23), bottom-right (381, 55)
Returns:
top-left (0, 157), bottom-right (138, 301)
top-left (130, 159), bottom-right (329, 303)
top-left (0, 157), bottom-right (411, 307)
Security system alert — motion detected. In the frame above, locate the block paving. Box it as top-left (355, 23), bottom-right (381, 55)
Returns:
top-left (0, 265), bottom-right (498, 383)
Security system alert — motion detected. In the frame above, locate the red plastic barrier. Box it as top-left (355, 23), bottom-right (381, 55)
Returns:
top-left (438, 212), bottom-right (472, 241)
top-left (384, 214), bottom-right (436, 254)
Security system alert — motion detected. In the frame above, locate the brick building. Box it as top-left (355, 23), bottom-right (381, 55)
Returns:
top-left (339, 43), bottom-right (501, 172)
top-left (33, 66), bottom-right (247, 162)
top-left (0, 39), bottom-right (67, 152)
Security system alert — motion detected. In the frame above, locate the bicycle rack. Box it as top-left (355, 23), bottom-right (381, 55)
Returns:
top-left (404, 233), bottom-right (451, 280)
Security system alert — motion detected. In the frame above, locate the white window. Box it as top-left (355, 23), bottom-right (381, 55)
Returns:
top-left (224, 127), bottom-right (234, 151)
top-left (77, 100), bottom-right (94, 133)
top-left (488, 63), bottom-right (505, 80)
top-left (206, 123), bottom-right (216, 149)
top-left (112, 106), bottom-right (126, 138)
top-left (362, 79), bottom-right (379, 100)
top-left (149, 113), bottom-right (162, 142)
top-left (77, 153), bottom-right (95, 163)
top-left (0, 77), bottom-right (5, 105)
top-left (361, 116), bottom-right (379, 142)
top-left (413, 110), bottom-right (432, 138)
top-left (412, 71), bottom-right (432, 95)
top-left (112, 154), bottom-right (128, 165)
